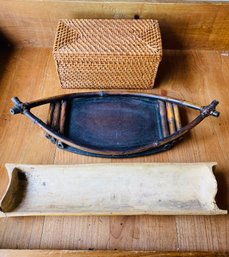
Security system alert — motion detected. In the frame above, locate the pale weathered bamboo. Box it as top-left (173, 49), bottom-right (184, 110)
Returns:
top-left (0, 163), bottom-right (226, 217)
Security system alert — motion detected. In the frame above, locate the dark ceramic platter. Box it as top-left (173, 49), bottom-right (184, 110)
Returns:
top-left (10, 92), bottom-right (219, 158)
top-left (66, 96), bottom-right (162, 156)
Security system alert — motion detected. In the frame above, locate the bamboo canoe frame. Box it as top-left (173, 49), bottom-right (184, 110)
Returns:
top-left (10, 92), bottom-right (220, 158)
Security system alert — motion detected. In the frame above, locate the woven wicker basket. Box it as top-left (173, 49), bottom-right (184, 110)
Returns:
top-left (53, 19), bottom-right (162, 89)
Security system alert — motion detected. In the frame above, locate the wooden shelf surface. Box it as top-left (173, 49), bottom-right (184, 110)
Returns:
top-left (0, 250), bottom-right (228, 257)
top-left (0, 1), bottom-right (229, 49)
top-left (0, 48), bottom-right (228, 251)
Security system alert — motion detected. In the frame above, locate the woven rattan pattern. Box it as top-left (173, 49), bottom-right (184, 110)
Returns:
top-left (53, 19), bottom-right (162, 89)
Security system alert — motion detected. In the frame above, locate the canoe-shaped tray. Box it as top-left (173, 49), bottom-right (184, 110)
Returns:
top-left (10, 92), bottom-right (220, 158)
top-left (0, 163), bottom-right (226, 217)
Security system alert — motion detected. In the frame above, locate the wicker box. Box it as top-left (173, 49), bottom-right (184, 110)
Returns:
top-left (53, 19), bottom-right (162, 89)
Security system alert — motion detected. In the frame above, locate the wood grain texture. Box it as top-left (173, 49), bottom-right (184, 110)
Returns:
top-left (0, 1), bottom-right (229, 49)
top-left (0, 250), bottom-right (228, 257)
top-left (0, 48), bottom-right (228, 251)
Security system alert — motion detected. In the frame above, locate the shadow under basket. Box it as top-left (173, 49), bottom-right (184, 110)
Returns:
top-left (53, 19), bottom-right (162, 89)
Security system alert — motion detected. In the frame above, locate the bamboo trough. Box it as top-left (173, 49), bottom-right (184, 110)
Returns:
top-left (0, 163), bottom-right (226, 217)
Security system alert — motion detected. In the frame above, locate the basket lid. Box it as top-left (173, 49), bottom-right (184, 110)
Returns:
top-left (54, 19), bottom-right (162, 57)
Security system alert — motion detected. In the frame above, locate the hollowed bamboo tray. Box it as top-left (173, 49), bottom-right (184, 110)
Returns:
top-left (0, 163), bottom-right (226, 217)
